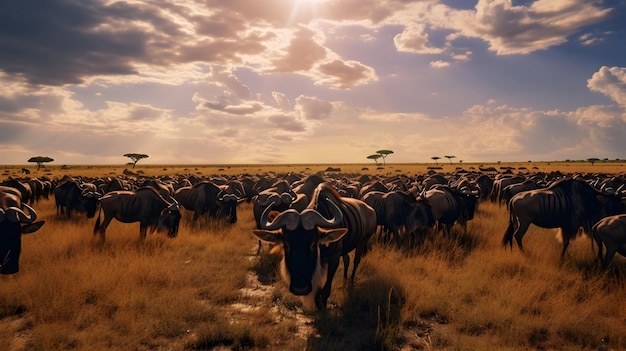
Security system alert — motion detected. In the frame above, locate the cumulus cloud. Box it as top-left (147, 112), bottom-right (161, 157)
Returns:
top-left (316, 59), bottom-right (377, 89)
top-left (587, 66), bottom-right (626, 109)
top-left (388, 0), bottom-right (613, 58)
top-left (272, 27), bottom-right (327, 72)
top-left (394, 24), bottom-right (445, 54)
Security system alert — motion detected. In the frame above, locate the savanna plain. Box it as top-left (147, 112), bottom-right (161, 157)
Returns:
top-left (1, 162), bottom-right (626, 351)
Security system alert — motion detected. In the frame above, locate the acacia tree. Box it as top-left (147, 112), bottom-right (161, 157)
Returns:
top-left (376, 150), bottom-right (394, 165)
top-left (444, 155), bottom-right (456, 164)
top-left (367, 154), bottom-right (382, 165)
top-left (587, 157), bottom-right (600, 166)
top-left (431, 156), bottom-right (441, 165)
top-left (124, 153), bottom-right (149, 168)
top-left (27, 156), bottom-right (54, 171)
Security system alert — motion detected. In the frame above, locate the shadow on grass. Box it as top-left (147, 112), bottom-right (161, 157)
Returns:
top-left (305, 274), bottom-right (406, 351)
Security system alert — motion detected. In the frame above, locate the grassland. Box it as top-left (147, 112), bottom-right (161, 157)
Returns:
top-left (1, 162), bottom-right (626, 350)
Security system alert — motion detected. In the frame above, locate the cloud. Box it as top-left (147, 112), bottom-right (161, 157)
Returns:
top-left (387, 0), bottom-right (613, 58)
top-left (450, 0), bottom-right (612, 55)
top-left (316, 59), bottom-right (377, 89)
top-left (394, 24), bottom-right (445, 54)
top-left (587, 66), bottom-right (626, 109)
top-left (272, 27), bottom-right (327, 72)
top-left (296, 96), bottom-right (333, 120)
top-left (430, 60), bottom-right (450, 68)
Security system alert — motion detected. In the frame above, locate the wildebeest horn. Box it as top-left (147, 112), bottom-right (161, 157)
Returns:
top-left (259, 202), bottom-right (300, 231)
top-left (4, 204), bottom-right (37, 224)
top-left (0, 208), bottom-right (5, 223)
top-left (300, 196), bottom-right (343, 230)
top-left (217, 189), bottom-right (226, 200)
top-left (221, 194), bottom-right (239, 202)
top-left (168, 196), bottom-right (179, 210)
top-left (258, 193), bottom-right (281, 207)
top-left (280, 192), bottom-right (295, 205)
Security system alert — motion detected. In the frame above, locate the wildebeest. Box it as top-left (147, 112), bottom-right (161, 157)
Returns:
top-left (253, 183), bottom-right (376, 310)
top-left (0, 186), bottom-right (45, 274)
top-left (93, 187), bottom-right (181, 242)
top-left (363, 190), bottom-right (434, 245)
top-left (1, 178), bottom-right (32, 204)
top-left (502, 178), bottom-right (625, 256)
top-left (174, 181), bottom-right (243, 223)
top-left (592, 214), bottom-right (626, 268)
top-left (424, 185), bottom-right (478, 235)
top-left (252, 180), bottom-right (301, 229)
top-left (501, 179), bottom-right (539, 209)
top-left (217, 181), bottom-right (246, 223)
top-left (54, 179), bottom-right (102, 218)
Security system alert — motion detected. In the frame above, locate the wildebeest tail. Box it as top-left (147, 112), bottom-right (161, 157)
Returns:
top-left (502, 211), bottom-right (515, 249)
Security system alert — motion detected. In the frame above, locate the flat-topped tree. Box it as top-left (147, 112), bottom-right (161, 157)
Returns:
top-left (431, 156), bottom-right (441, 166)
top-left (367, 154), bottom-right (382, 165)
top-left (587, 158), bottom-right (600, 166)
top-left (28, 156), bottom-right (54, 171)
top-left (444, 155), bottom-right (456, 164)
top-left (376, 150), bottom-right (394, 165)
top-left (124, 153), bottom-right (149, 168)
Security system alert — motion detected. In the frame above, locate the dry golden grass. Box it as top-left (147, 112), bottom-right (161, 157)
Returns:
top-left (2, 163), bottom-right (626, 350)
top-left (3, 160), bottom-right (626, 179)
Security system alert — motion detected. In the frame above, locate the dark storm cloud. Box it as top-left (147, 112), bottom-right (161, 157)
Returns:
top-left (0, 0), bottom-right (155, 85)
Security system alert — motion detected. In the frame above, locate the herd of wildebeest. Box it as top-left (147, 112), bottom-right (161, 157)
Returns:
top-left (2, 168), bottom-right (626, 310)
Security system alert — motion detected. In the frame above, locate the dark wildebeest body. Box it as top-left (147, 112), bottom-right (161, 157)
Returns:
top-left (502, 180), bottom-right (538, 209)
top-left (54, 179), bottom-right (101, 219)
top-left (253, 183), bottom-right (376, 310)
top-left (502, 178), bottom-right (625, 256)
top-left (1, 179), bottom-right (32, 204)
top-left (490, 175), bottom-right (526, 204)
top-left (424, 185), bottom-right (478, 235)
top-left (363, 190), bottom-right (434, 244)
top-left (174, 181), bottom-right (223, 221)
top-left (93, 187), bottom-right (181, 241)
top-left (174, 181), bottom-right (242, 223)
top-left (0, 187), bottom-right (45, 274)
top-left (592, 214), bottom-right (626, 268)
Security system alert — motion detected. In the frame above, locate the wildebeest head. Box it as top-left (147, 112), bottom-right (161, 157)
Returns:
top-left (457, 186), bottom-right (479, 221)
top-left (157, 198), bottom-right (182, 238)
top-left (407, 197), bottom-right (436, 232)
top-left (0, 200), bottom-right (45, 274)
top-left (217, 188), bottom-right (245, 223)
top-left (253, 195), bottom-right (347, 298)
top-left (80, 188), bottom-right (102, 218)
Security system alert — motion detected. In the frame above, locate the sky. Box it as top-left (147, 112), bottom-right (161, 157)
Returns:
top-left (1, 0), bottom-right (626, 165)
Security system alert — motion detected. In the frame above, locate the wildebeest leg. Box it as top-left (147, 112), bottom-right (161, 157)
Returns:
top-left (512, 221), bottom-right (530, 252)
top-left (316, 259), bottom-right (341, 310)
top-left (351, 244), bottom-right (368, 282)
top-left (594, 234), bottom-right (604, 267)
top-left (97, 215), bottom-right (114, 242)
top-left (342, 254), bottom-right (350, 280)
top-left (560, 227), bottom-right (575, 257)
top-left (602, 247), bottom-right (616, 270)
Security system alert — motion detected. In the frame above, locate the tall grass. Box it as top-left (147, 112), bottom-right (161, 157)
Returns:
top-left (0, 198), bottom-right (307, 350)
top-left (2, 168), bottom-right (626, 350)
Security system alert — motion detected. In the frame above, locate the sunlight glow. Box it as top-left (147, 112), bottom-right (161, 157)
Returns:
top-left (288, 0), bottom-right (326, 24)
